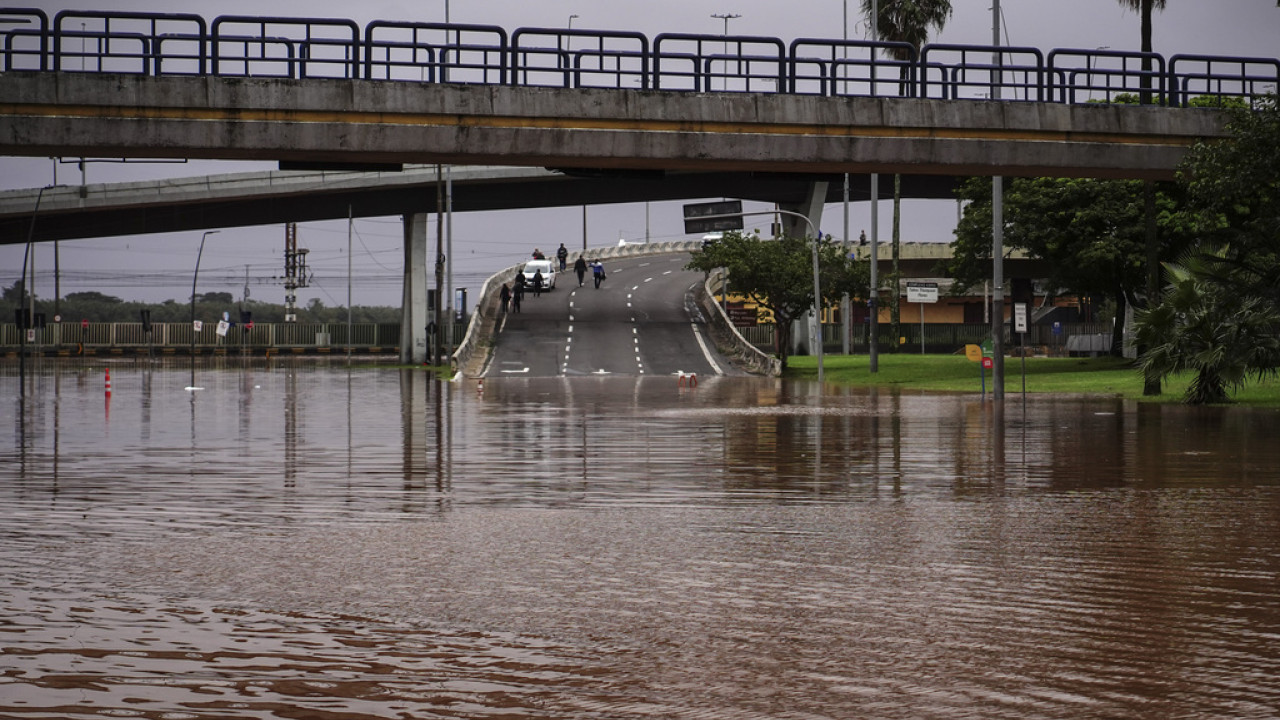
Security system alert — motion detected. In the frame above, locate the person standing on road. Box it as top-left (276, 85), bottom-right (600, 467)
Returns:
top-left (557, 243), bottom-right (569, 272)
top-left (500, 283), bottom-right (511, 314)
top-left (532, 269), bottom-right (544, 297)
top-left (592, 259), bottom-right (605, 289)
top-left (512, 282), bottom-right (523, 313)
top-left (574, 255), bottom-right (588, 287)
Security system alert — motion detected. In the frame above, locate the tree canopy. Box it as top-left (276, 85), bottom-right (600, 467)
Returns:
top-left (1134, 95), bottom-right (1280, 403)
top-left (686, 231), bottom-right (867, 369)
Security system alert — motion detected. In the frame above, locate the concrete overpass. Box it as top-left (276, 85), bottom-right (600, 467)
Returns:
top-left (0, 165), bottom-right (961, 246)
top-left (0, 72), bottom-right (1232, 182)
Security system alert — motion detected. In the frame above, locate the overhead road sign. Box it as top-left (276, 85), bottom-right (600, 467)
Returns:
top-left (683, 200), bottom-right (743, 234)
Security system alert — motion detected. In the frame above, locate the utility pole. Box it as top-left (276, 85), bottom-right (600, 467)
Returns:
top-left (991, 0), bottom-right (1005, 400)
top-left (283, 222), bottom-right (309, 323)
top-left (868, 0), bottom-right (879, 373)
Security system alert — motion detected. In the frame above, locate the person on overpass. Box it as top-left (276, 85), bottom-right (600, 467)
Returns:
top-left (574, 256), bottom-right (588, 287)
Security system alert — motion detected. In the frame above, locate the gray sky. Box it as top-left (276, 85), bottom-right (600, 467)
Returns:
top-left (3, 0), bottom-right (1278, 309)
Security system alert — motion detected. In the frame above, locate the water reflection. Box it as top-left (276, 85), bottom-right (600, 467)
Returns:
top-left (1, 361), bottom-right (1279, 719)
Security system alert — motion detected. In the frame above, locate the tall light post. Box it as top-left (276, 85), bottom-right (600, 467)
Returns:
top-left (869, 0), bottom-right (880, 372)
top-left (710, 13), bottom-right (740, 91)
top-left (189, 230), bottom-right (219, 391)
top-left (568, 14), bottom-right (578, 30)
top-left (991, 0), bottom-right (1005, 400)
top-left (17, 185), bottom-right (48, 399)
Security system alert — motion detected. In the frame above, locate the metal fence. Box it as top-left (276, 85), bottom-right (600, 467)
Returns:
top-left (736, 322), bottom-right (1117, 357)
top-left (1, 322), bottom-right (406, 353)
top-left (1, 7), bottom-right (1274, 106)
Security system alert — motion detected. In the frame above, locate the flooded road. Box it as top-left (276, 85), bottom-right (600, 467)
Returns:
top-left (3, 361), bottom-right (1279, 719)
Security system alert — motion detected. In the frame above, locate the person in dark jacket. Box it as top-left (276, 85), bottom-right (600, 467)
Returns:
top-left (574, 256), bottom-right (588, 287)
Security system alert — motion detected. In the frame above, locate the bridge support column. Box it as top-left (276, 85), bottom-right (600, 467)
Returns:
top-left (780, 181), bottom-right (828, 358)
top-left (400, 213), bottom-right (429, 365)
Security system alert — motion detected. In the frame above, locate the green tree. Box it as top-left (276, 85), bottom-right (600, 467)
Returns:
top-left (862, 0), bottom-right (953, 351)
top-left (686, 231), bottom-right (867, 369)
top-left (948, 175), bottom-right (1194, 354)
top-left (1133, 94), bottom-right (1280, 403)
top-left (1177, 94), bottom-right (1280, 303)
top-left (1135, 248), bottom-right (1280, 404)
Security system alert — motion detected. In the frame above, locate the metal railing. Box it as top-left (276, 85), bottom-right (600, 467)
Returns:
top-left (1, 321), bottom-right (410, 353)
top-left (1, 7), bottom-right (1275, 106)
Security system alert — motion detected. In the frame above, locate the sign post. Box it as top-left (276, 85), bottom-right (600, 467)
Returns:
top-left (906, 282), bottom-right (939, 355)
top-left (1014, 302), bottom-right (1028, 398)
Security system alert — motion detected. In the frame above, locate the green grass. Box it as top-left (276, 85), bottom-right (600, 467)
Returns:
top-left (783, 353), bottom-right (1280, 406)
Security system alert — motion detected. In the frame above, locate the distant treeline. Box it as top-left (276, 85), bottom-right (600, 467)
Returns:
top-left (3, 284), bottom-right (401, 325)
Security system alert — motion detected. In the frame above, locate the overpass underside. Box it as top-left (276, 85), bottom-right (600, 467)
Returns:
top-left (0, 73), bottom-right (1226, 182)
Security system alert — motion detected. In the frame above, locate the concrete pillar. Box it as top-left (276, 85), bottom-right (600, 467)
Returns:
top-left (400, 213), bottom-right (429, 364)
top-left (781, 181), bottom-right (828, 358)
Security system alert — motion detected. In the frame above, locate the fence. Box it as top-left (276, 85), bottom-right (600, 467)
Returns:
top-left (1, 321), bottom-right (407, 355)
top-left (736, 321), bottom-right (1117, 357)
top-left (1, 8), bottom-right (1274, 107)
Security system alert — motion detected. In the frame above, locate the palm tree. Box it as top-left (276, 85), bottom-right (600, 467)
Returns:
top-left (1116, 0), bottom-right (1167, 103)
top-left (1135, 248), bottom-right (1280, 404)
top-left (861, 0), bottom-right (952, 350)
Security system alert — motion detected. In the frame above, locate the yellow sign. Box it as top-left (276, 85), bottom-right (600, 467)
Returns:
top-left (965, 344), bottom-right (983, 362)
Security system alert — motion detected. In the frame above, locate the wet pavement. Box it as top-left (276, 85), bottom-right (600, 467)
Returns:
top-left (2, 360), bottom-right (1279, 719)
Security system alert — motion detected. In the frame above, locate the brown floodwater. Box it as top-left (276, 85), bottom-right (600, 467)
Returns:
top-left (2, 360), bottom-right (1279, 719)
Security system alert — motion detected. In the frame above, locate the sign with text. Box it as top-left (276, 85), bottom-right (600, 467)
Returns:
top-left (906, 281), bottom-right (939, 303)
top-left (1013, 303), bottom-right (1028, 333)
top-left (683, 200), bottom-right (743, 234)
top-left (725, 302), bottom-right (758, 327)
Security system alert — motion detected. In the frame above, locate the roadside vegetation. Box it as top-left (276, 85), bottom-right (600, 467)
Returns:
top-left (783, 354), bottom-right (1280, 406)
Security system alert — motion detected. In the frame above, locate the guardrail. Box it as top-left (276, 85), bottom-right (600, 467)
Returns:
top-left (1, 7), bottom-right (1275, 107)
top-left (1, 321), bottom-right (407, 355)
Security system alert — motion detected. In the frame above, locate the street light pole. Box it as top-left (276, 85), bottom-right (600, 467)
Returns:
top-left (710, 13), bottom-right (740, 91)
top-left (869, 0), bottom-right (880, 373)
top-left (17, 185), bottom-right (48, 400)
top-left (991, 0), bottom-right (1005, 401)
top-left (189, 230), bottom-right (219, 391)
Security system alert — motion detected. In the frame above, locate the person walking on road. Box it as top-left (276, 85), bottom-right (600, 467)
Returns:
top-left (511, 282), bottom-right (523, 313)
top-left (500, 283), bottom-right (511, 314)
top-left (592, 259), bottom-right (606, 289)
top-left (532, 269), bottom-right (544, 297)
top-left (574, 256), bottom-right (588, 287)
top-left (557, 243), bottom-right (569, 272)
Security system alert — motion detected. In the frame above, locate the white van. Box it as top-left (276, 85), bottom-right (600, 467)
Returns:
top-left (521, 259), bottom-right (556, 291)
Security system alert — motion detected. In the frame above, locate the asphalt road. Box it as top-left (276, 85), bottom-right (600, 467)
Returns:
top-left (486, 253), bottom-right (743, 379)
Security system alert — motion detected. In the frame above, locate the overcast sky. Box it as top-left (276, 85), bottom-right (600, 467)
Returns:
top-left (3, 0), bottom-right (1277, 309)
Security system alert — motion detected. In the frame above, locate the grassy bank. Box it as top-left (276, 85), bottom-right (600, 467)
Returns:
top-left (783, 353), bottom-right (1280, 406)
